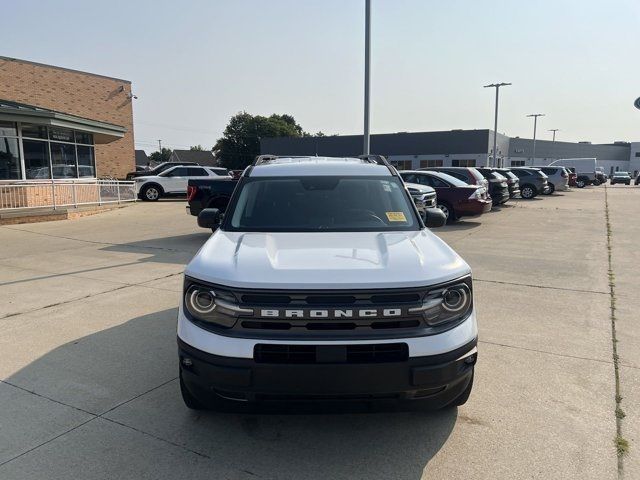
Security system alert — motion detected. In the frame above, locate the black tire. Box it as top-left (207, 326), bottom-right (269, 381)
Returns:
top-left (520, 184), bottom-right (537, 199)
top-left (180, 371), bottom-right (207, 410)
top-left (449, 371), bottom-right (474, 407)
top-left (141, 184), bottom-right (163, 201)
top-left (543, 183), bottom-right (555, 195)
top-left (576, 179), bottom-right (586, 188)
top-left (437, 201), bottom-right (456, 224)
top-left (592, 179), bottom-right (601, 186)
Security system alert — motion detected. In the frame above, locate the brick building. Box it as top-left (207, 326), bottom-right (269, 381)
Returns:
top-left (0, 56), bottom-right (135, 180)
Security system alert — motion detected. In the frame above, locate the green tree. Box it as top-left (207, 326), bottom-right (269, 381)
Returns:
top-left (213, 112), bottom-right (306, 169)
top-left (148, 147), bottom-right (173, 164)
top-left (190, 145), bottom-right (205, 151)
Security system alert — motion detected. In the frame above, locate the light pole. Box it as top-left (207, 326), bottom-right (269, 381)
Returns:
top-left (527, 114), bottom-right (545, 165)
top-left (484, 82), bottom-right (511, 167)
top-left (548, 129), bottom-right (559, 142)
top-left (363, 0), bottom-right (371, 155)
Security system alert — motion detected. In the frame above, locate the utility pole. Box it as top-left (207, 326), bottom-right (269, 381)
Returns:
top-left (363, 0), bottom-right (371, 155)
top-left (157, 139), bottom-right (162, 152)
top-left (526, 114), bottom-right (545, 165)
top-left (483, 83), bottom-right (511, 167)
top-left (549, 129), bottom-right (559, 142)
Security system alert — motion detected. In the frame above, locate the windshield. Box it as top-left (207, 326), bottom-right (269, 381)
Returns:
top-left (225, 176), bottom-right (420, 232)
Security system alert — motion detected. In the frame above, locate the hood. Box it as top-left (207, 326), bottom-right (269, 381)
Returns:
top-left (405, 182), bottom-right (435, 195)
top-left (186, 230), bottom-right (470, 289)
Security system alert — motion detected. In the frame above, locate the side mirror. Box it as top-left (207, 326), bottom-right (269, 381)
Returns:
top-left (198, 208), bottom-right (222, 229)
top-left (424, 208), bottom-right (447, 228)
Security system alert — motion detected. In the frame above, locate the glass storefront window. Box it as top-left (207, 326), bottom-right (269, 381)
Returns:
top-left (49, 127), bottom-right (75, 143)
top-left (77, 145), bottom-right (95, 177)
top-left (21, 123), bottom-right (48, 139)
top-left (0, 121), bottom-right (18, 137)
top-left (50, 142), bottom-right (77, 178)
top-left (0, 137), bottom-right (21, 180)
top-left (23, 140), bottom-right (51, 179)
top-left (75, 131), bottom-right (94, 145)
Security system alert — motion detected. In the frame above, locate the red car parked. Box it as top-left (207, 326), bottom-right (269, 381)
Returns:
top-left (400, 170), bottom-right (491, 223)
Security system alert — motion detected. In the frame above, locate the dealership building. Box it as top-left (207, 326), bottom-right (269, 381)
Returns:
top-left (261, 130), bottom-right (640, 176)
top-left (0, 56), bottom-right (135, 182)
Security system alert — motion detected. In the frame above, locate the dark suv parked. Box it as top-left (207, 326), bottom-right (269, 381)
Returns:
top-left (509, 168), bottom-right (549, 199)
top-left (400, 170), bottom-right (491, 223)
top-left (493, 169), bottom-right (521, 198)
top-left (476, 168), bottom-right (511, 205)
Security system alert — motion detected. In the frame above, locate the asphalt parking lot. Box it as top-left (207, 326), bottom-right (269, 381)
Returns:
top-left (0, 186), bottom-right (637, 480)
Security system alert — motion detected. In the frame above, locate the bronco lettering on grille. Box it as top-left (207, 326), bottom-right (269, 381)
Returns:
top-left (259, 308), bottom-right (403, 318)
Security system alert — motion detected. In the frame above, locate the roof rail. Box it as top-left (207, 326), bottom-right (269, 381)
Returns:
top-left (357, 154), bottom-right (391, 166)
top-left (252, 154), bottom-right (312, 166)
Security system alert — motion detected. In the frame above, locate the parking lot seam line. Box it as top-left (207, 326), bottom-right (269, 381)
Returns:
top-left (0, 379), bottom-right (97, 416)
top-left (605, 186), bottom-right (628, 472)
top-left (478, 340), bottom-right (614, 365)
top-left (0, 225), bottom-right (189, 254)
top-left (99, 376), bottom-right (178, 417)
top-left (0, 260), bottom-right (183, 291)
top-left (474, 278), bottom-right (609, 295)
top-left (0, 284), bottom-right (132, 320)
top-left (0, 270), bottom-right (184, 320)
top-left (0, 416), bottom-right (97, 469)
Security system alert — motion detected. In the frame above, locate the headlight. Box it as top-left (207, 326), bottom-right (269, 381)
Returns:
top-left (408, 278), bottom-right (473, 327)
top-left (184, 283), bottom-right (253, 328)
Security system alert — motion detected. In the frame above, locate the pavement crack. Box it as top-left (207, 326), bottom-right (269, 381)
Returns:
top-left (474, 278), bottom-right (608, 295)
top-left (0, 379), bottom-right (97, 416)
top-left (605, 186), bottom-right (628, 473)
top-left (478, 339), bottom-right (614, 365)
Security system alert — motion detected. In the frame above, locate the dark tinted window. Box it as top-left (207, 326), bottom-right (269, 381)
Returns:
top-left (441, 170), bottom-right (469, 182)
top-left (165, 167), bottom-right (188, 177)
top-left (540, 167), bottom-right (557, 175)
top-left (75, 132), bottom-right (94, 144)
top-left (0, 137), bottom-right (21, 179)
top-left (77, 145), bottom-right (96, 177)
top-left (228, 176), bottom-right (418, 232)
top-left (21, 123), bottom-right (48, 139)
top-left (49, 127), bottom-right (74, 143)
top-left (0, 121), bottom-right (17, 136)
top-left (24, 140), bottom-right (51, 179)
top-left (185, 167), bottom-right (208, 176)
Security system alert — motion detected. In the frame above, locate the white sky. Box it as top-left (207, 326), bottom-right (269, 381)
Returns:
top-left (4, 0), bottom-right (640, 152)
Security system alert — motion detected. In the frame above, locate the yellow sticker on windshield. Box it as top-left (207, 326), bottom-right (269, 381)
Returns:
top-left (386, 211), bottom-right (407, 222)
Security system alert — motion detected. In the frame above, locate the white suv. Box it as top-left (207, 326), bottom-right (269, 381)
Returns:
top-left (177, 155), bottom-right (478, 411)
top-left (135, 165), bottom-right (229, 201)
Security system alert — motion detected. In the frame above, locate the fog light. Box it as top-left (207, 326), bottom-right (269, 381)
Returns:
top-left (464, 354), bottom-right (476, 365)
top-left (181, 357), bottom-right (193, 367)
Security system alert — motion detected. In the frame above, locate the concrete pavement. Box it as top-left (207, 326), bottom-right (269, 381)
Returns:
top-left (0, 188), bottom-right (633, 479)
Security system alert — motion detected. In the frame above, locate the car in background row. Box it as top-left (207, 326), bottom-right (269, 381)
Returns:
top-left (476, 168), bottom-right (510, 205)
top-left (493, 169), bottom-right (521, 198)
top-left (126, 161), bottom-right (204, 180)
top-left (424, 166), bottom-right (488, 190)
top-left (399, 170), bottom-right (491, 223)
top-left (404, 182), bottom-right (444, 221)
top-left (635, 173), bottom-right (640, 186)
top-left (610, 172), bottom-right (632, 185)
top-left (509, 167), bottom-right (549, 199)
top-left (538, 166), bottom-right (569, 194)
top-left (136, 165), bottom-right (229, 201)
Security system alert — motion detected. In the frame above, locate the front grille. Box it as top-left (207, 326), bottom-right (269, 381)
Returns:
top-left (254, 343), bottom-right (409, 364)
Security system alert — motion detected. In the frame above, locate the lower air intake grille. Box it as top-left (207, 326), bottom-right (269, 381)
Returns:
top-left (254, 343), bottom-right (408, 364)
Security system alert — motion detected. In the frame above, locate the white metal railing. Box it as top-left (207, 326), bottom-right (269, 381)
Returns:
top-left (0, 179), bottom-right (137, 211)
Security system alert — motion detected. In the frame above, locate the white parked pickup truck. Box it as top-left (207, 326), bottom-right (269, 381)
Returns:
top-left (177, 155), bottom-right (478, 411)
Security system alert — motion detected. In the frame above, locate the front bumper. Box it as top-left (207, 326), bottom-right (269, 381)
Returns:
top-left (179, 337), bottom-right (476, 406)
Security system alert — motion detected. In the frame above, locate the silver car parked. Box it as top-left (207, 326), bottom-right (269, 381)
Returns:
top-left (539, 166), bottom-right (570, 194)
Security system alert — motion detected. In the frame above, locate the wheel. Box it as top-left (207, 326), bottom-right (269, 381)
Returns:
top-left (576, 179), bottom-right (586, 188)
top-left (543, 183), bottom-right (555, 195)
top-left (593, 179), bottom-right (601, 186)
top-left (141, 184), bottom-right (162, 201)
top-left (449, 371), bottom-right (474, 407)
top-left (436, 202), bottom-right (456, 224)
top-left (180, 371), bottom-right (207, 410)
top-left (520, 185), bottom-right (536, 199)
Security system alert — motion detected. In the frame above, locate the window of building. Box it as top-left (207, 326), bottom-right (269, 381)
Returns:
top-left (635, 152), bottom-right (640, 158)
top-left (21, 124), bottom-right (48, 139)
top-left (75, 132), bottom-right (94, 145)
top-left (49, 127), bottom-right (75, 143)
top-left (0, 122), bottom-right (21, 180)
top-left (77, 145), bottom-right (96, 177)
top-left (50, 142), bottom-right (77, 178)
top-left (452, 159), bottom-right (476, 167)
top-left (0, 137), bottom-right (21, 180)
top-left (511, 160), bottom-right (525, 166)
top-left (419, 159), bottom-right (443, 168)
top-left (391, 160), bottom-right (412, 170)
top-left (23, 140), bottom-right (51, 179)
top-left (0, 121), bottom-right (18, 137)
